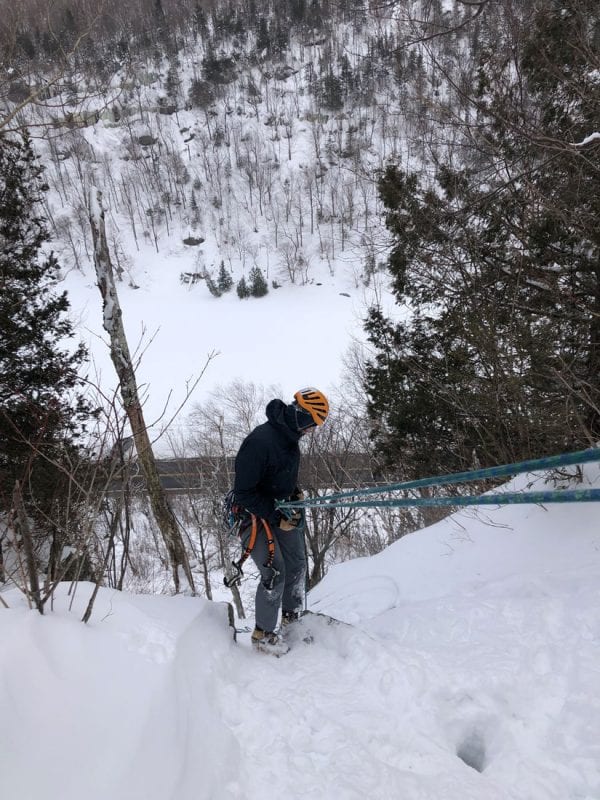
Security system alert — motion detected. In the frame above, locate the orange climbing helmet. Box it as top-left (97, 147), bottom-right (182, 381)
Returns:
top-left (293, 387), bottom-right (329, 426)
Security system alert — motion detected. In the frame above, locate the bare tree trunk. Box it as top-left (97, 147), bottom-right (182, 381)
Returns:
top-left (82, 506), bottom-right (120, 623)
top-left (12, 481), bottom-right (43, 614)
top-left (188, 504), bottom-right (213, 600)
top-left (88, 187), bottom-right (195, 594)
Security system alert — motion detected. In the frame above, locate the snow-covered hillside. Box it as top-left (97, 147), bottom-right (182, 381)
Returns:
top-left (65, 240), bottom-right (386, 439)
top-left (2, 463), bottom-right (599, 800)
top-left (25, 7), bottom-right (441, 431)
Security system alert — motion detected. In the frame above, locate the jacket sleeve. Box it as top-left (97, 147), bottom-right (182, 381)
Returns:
top-left (233, 437), bottom-right (279, 524)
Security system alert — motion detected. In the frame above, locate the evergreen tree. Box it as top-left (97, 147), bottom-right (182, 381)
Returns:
top-left (60, 7), bottom-right (77, 46)
top-left (202, 48), bottom-right (237, 85)
top-left (364, 0), bottom-right (600, 474)
top-left (217, 260), bottom-right (233, 293)
top-left (290, 0), bottom-right (307, 24)
top-left (189, 79), bottom-right (215, 109)
top-left (319, 72), bottom-right (344, 110)
top-left (189, 190), bottom-right (202, 228)
top-left (309, 0), bottom-right (324, 29)
top-left (256, 17), bottom-right (270, 52)
top-left (205, 273), bottom-right (222, 297)
top-left (249, 266), bottom-right (268, 298)
top-left (16, 30), bottom-right (36, 60)
top-left (0, 134), bottom-right (90, 516)
top-left (165, 62), bottom-right (181, 102)
top-left (192, 4), bottom-right (209, 38)
top-left (273, 19), bottom-right (290, 54)
top-left (339, 54), bottom-right (355, 97)
top-left (236, 276), bottom-right (250, 299)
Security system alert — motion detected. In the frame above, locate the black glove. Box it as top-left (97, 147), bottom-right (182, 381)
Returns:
top-left (278, 508), bottom-right (303, 530)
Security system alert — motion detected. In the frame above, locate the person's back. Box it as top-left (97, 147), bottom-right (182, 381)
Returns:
top-left (234, 398), bottom-right (302, 525)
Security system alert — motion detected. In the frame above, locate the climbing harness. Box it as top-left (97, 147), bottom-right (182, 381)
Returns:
top-left (223, 496), bottom-right (278, 589)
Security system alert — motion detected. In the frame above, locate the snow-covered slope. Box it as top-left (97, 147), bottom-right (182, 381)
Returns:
top-left (34, 27), bottom-right (408, 431)
top-left (2, 465), bottom-right (599, 800)
top-left (67, 240), bottom-right (381, 435)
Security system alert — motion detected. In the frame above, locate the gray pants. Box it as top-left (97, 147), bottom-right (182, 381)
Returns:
top-left (241, 521), bottom-right (306, 633)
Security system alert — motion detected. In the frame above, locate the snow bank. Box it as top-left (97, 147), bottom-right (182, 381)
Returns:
top-left (309, 464), bottom-right (600, 618)
top-left (0, 587), bottom-right (239, 800)
top-left (306, 463), bottom-right (600, 799)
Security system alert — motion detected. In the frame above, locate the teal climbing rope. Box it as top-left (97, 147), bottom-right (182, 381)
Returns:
top-left (280, 488), bottom-right (600, 510)
top-left (277, 447), bottom-right (600, 511)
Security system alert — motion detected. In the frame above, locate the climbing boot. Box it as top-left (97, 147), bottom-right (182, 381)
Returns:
top-left (251, 628), bottom-right (290, 656)
top-left (281, 610), bottom-right (301, 627)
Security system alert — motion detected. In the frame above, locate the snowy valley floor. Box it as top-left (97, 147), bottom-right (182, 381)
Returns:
top-left (2, 468), bottom-right (600, 800)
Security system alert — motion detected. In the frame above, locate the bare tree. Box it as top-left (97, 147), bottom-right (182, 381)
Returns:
top-left (89, 186), bottom-right (195, 594)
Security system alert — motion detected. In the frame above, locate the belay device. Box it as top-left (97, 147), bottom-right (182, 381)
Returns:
top-left (221, 490), bottom-right (278, 589)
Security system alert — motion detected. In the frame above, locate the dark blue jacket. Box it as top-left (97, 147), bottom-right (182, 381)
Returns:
top-left (233, 399), bottom-right (301, 524)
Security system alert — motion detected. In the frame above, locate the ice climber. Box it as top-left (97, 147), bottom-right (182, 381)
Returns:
top-left (233, 387), bottom-right (329, 655)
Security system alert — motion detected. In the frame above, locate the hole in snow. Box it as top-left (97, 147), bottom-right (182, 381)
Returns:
top-left (456, 729), bottom-right (487, 773)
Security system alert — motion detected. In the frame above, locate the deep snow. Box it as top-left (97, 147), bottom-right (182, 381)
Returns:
top-left (2, 464), bottom-right (600, 800)
top-left (66, 232), bottom-right (393, 452)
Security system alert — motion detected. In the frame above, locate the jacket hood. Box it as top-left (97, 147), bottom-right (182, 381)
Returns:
top-left (265, 399), bottom-right (303, 443)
